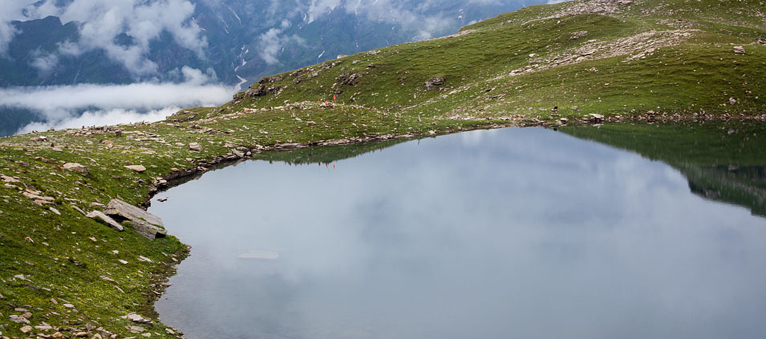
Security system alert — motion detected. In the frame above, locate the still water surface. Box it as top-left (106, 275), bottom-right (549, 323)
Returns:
top-left (152, 127), bottom-right (766, 339)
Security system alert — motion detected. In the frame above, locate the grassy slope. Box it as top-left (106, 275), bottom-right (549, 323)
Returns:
top-left (1, 0), bottom-right (765, 338)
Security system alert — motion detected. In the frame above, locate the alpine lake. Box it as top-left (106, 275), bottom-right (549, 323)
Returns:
top-left (150, 121), bottom-right (766, 339)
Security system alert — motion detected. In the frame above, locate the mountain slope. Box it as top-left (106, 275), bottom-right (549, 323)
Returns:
top-left (207, 0), bottom-right (764, 128)
top-left (0, 1), bottom-right (764, 338)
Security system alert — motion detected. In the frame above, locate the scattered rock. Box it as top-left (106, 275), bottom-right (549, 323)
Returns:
top-left (104, 199), bottom-right (166, 240)
top-left (123, 313), bottom-right (153, 325)
top-left (729, 97), bottom-right (737, 105)
top-left (125, 165), bottom-right (146, 173)
top-left (119, 259), bottom-right (129, 265)
top-left (100, 275), bottom-right (115, 283)
top-left (22, 190), bottom-right (55, 205)
top-left (20, 325), bottom-right (33, 333)
top-left (188, 142), bottom-right (202, 152)
top-left (138, 256), bottom-right (153, 263)
top-left (129, 326), bottom-right (146, 334)
top-left (35, 323), bottom-right (54, 331)
top-left (570, 30), bottom-right (588, 40)
top-left (72, 206), bottom-right (87, 215)
top-left (588, 114), bottom-right (605, 123)
top-left (63, 163), bottom-right (89, 175)
top-left (733, 45), bottom-right (745, 54)
top-left (231, 149), bottom-right (245, 158)
top-left (9, 314), bottom-right (30, 324)
top-left (1, 174), bottom-right (20, 183)
top-left (49, 207), bottom-right (61, 215)
top-left (63, 303), bottom-right (75, 308)
top-left (86, 211), bottom-right (124, 232)
top-left (425, 76), bottom-right (446, 90)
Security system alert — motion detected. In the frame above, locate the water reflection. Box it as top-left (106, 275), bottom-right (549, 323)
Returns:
top-left (152, 127), bottom-right (766, 339)
top-left (561, 122), bottom-right (766, 217)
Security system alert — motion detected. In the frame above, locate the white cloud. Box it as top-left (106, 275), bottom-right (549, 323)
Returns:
top-left (257, 20), bottom-right (305, 65)
top-left (17, 107), bottom-right (179, 134)
top-left (0, 1), bottom-right (34, 56)
top-left (30, 49), bottom-right (59, 74)
top-left (0, 74), bottom-right (235, 134)
top-left (0, 0), bottom-right (207, 76)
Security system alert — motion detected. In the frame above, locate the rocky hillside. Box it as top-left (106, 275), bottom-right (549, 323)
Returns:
top-left (206, 0), bottom-right (764, 128)
top-left (0, 0), bottom-right (764, 338)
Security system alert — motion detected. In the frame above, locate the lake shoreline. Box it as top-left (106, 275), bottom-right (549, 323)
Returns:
top-left (1, 112), bottom-right (764, 339)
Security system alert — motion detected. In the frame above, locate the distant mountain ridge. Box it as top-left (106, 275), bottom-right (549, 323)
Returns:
top-left (0, 0), bottom-right (548, 87)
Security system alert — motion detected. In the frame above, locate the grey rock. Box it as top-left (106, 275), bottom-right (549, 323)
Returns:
top-left (188, 142), bottom-right (202, 152)
top-left (1, 174), bottom-right (20, 183)
top-left (125, 165), bottom-right (146, 173)
top-left (104, 199), bottom-right (166, 240)
top-left (35, 323), bottom-right (54, 331)
top-left (733, 45), bottom-right (745, 54)
top-left (129, 325), bottom-right (146, 333)
top-left (20, 325), bottom-right (33, 333)
top-left (123, 313), bottom-right (153, 325)
top-left (425, 76), bottom-right (446, 90)
top-left (86, 211), bottom-right (124, 231)
top-left (588, 113), bottom-right (605, 123)
top-left (9, 314), bottom-right (30, 324)
top-left (63, 163), bottom-right (89, 174)
top-left (231, 149), bottom-right (245, 158)
top-left (72, 206), bottom-right (87, 215)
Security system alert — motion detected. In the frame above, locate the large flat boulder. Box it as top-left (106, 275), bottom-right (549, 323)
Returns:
top-left (104, 199), bottom-right (166, 240)
top-left (86, 211), bottom-right (124, 231)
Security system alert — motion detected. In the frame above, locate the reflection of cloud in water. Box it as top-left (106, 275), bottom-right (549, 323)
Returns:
top-left (459, 126), bottom-right (501, 146)
top-left (151, 128), bottom-right (766, 339)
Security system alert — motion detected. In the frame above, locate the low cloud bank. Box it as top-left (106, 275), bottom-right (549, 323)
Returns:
top-left (1, 79), bottom-right (235, 135)
top-left (16, 107), bottom-right (180, 134)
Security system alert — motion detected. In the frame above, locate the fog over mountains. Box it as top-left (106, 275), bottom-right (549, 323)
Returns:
top-left (0, 0), bottom-right (551, 135)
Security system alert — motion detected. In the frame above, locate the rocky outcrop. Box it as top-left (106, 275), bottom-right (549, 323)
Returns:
top-left (337, 73), bottom-right (363, 86)
top-left (104, 199), bottom-right (166, 240)
top-left (425, 76), bottom-right (446, 90)
top-left (244, 84), bottom-right (281, 98)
